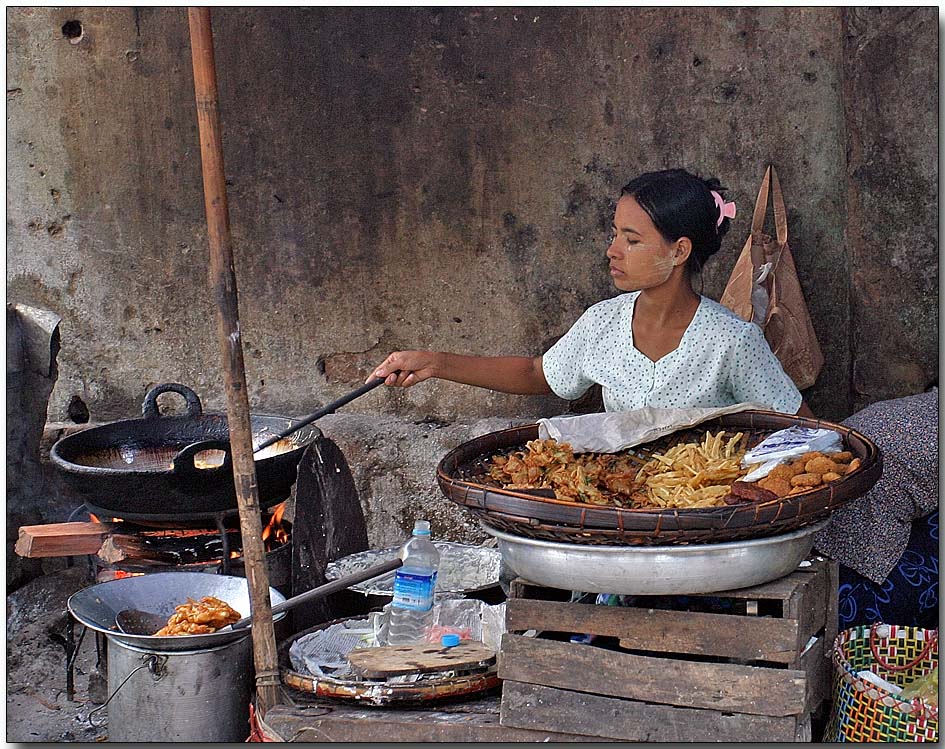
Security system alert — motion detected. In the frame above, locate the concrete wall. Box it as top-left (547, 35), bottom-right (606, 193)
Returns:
top-left (6, 8), bottom-right (938, 541)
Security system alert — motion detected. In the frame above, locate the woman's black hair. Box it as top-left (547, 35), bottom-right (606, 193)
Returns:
top-left (620, 168), bottom-right (731, 272)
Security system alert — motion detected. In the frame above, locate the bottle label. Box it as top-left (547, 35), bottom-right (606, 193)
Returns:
top-left (392, 570), bottom-right (436, 611)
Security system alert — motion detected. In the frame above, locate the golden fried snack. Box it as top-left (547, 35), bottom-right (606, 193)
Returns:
top-left (486, 431), bottom-right (748, 510)
top-left (791, 472), bottom-right (822, 488)
top-left (788, 458), bottom-right (809, 474)
top-left (845, 457), bottom-right (861, 473)
top-left (832, 451), bottom-right (853, 463)
top-left (822, 472), bottom-right (843, 482)
top-left (759, 476), bottom-right (793, 497)
top-left (788, 484), bottom-right (816, 495)
top-left (767, 464), bottom-right (800, 482)
top-left (806, 456), bottom-right (841, 476)
top-left (155, 596), bottom-right (241, 636)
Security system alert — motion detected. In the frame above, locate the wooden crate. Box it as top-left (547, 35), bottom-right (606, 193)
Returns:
top-left (498, 557), bottom-right (839, 742)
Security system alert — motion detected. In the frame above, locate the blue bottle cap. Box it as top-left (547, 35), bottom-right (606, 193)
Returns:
top-left (440, 633), bottom-right (460, 648)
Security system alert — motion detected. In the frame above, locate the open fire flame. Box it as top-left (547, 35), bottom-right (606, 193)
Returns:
top-left (262, 502), bottom-right (289, 547)
top-left (88, 501), bottom-right (291, 565)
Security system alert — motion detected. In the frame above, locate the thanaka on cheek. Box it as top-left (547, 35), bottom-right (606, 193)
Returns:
top-left (612, 248), bottom-right (676, 291)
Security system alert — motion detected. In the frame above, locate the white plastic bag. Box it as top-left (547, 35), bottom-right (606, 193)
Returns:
top-left (750, 262), bottom-right (773, 326)
top-left (741, 426), bottom-right (842, 482)
top-left (537, 402), bottom-right (766, 454)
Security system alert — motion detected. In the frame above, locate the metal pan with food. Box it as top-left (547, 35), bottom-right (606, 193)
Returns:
top-left (436, 410), bottom-right (881, 546)
top-left (50, 383), bottom-right (319, 517)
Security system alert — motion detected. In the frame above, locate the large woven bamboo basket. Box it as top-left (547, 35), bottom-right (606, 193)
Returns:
top-left (436, 410), bottom-right (881, 546)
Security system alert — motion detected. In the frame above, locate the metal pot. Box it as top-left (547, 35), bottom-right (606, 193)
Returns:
top-left (50, 383), bottom-right (320, 517)
top-left (104, 635), bottom-right (253, 742)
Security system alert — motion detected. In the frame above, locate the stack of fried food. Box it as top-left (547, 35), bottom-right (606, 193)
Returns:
top-left (752, 451), bottom-right (861, 498)
top-left (486, 431), bottom-right (749, 510)
top-left (154, 595), bottom-right (241, 636)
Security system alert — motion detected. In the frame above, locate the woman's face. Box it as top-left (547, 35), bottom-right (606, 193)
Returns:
top-left (606, 195), bottom-right (678, 292)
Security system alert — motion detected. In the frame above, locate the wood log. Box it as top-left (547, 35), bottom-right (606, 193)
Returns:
top-left (96, 536), bottom-right (178, 565)
top-left (96, 531), bottom-right (242, 565)
top-left (15, 521), bottom-right (117, 558)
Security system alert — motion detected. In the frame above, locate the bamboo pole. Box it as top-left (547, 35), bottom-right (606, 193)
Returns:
top-left (187, 7), bottom-right (280, 715)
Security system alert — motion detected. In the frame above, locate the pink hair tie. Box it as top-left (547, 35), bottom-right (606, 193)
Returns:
top-left (711, 190), bottom-right (736, 228)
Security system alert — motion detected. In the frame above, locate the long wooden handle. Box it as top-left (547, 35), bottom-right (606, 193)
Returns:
top-left (187, 7), bottom-right (280, 716)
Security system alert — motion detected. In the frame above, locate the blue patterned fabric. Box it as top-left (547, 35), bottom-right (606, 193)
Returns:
top-left (837, 512), bottom-right (938, 630)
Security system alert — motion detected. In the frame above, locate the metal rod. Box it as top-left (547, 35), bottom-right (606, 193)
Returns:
top-left (187, 7), bottom-right (280, 716)
top-left (215, 513), bottom-right (231, 575)
top-left (231, 557), bottom-right (404, 630)
top-left (253, 377), bottom-right (386, 454)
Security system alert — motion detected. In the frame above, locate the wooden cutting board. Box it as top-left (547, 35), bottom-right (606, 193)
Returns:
top-left (347, 642), bottom-right (496, 677)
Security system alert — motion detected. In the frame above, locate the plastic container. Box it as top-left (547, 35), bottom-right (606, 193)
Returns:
top-left (387, 520), bottom-right (440, 645)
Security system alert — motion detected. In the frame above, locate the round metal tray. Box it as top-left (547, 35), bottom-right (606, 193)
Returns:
top-left (484, 520), bottom-right (828, 596)
top-left (279, 617), bottom-right (500, 707)
top-left (325, 542), bottom-right (502, 597)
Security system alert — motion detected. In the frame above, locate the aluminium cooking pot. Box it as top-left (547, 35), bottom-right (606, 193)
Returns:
top-left (50, 383), bottom-right (320, 517)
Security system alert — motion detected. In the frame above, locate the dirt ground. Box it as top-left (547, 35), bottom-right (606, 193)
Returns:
top-left (6, 564), bottom-right (108, 743)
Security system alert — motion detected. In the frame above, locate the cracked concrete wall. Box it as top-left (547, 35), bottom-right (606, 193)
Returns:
top-left (6, 8), bottom-right (938, 540)
top-left (841, 8), bottom-right (938, 408)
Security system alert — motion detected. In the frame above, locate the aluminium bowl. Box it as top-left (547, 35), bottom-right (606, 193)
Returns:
top-left (67, 571), bottom-right (287, 652)
top-left (484, 520), bottom-right (828, 595)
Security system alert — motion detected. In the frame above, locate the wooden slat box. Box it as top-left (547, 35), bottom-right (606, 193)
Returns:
top-left (499, 558), bottom-right (838, 743)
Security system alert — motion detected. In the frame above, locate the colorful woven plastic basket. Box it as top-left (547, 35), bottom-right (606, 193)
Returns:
top-left (825, 623), bottom-right (938, 742)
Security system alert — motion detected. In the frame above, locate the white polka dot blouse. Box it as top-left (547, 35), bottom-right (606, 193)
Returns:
top-left (541, 292), bottom-right (803, 414)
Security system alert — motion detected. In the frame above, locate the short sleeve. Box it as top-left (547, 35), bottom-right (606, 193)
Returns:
top-left (541, 311), bottom-right (597, 401)
top-left (728, 324), bottom-right (803, 414)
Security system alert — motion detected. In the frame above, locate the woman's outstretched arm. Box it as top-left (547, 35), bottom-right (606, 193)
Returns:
top-left (370, 351), bottom-right (552, 395)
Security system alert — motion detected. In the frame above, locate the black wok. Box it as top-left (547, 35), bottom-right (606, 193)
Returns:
top-left (50, 383), bottom-right (320, 517)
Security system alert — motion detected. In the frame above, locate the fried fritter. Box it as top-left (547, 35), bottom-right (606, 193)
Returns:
top-left (155, 596), bottom-right (241, 636)
top-left (759, 476), bottom-right (793, 497)
top-left (791, 472), bottom-right (823, 488)
top-left (806, 456), bottom-right (841, 476)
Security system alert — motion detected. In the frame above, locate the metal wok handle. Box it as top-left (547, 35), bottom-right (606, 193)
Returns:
top-left (172, 439), bottom-right (232, 480)
top-left (230, 557), bottom-right (404, 630)
top-left (252, 376), bottom-right (390, 454)
top-left (142, 383), bottom-right (204, 419)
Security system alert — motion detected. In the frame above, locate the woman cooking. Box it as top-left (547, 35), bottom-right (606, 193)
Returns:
top-left (371, 168), bottom-right (814, 418)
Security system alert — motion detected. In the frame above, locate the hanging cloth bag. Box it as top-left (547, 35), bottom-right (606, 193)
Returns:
top-left (720, 165), bottom-right (825, 390)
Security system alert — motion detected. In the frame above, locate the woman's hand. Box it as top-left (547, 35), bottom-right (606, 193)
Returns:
top-left (370, 351), bottom-right (440, 388)
top-left (368, 351), bottom-right (552, 395)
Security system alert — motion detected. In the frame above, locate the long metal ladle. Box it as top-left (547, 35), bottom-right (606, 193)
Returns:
top-left (171, 375), bottom-right (392, 471)
top-left (116, 556), bottom-right (403, 636)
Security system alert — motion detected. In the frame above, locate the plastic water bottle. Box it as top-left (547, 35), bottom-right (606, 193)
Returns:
top-left (387, 520), bottom-right (440, 646)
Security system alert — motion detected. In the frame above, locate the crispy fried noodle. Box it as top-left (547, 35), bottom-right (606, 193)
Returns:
top-left (486, 431), bottom-right (748, 510)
